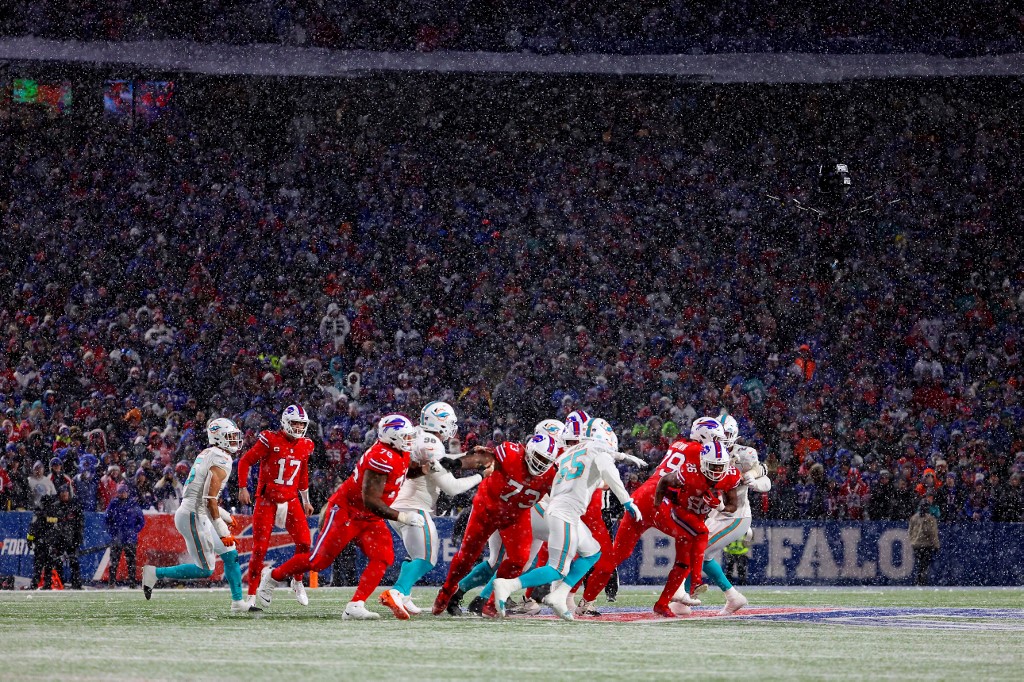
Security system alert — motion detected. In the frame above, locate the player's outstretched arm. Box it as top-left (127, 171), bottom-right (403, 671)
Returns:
top-left (205, 466), bottom-right (236, 546)
top-left (360, 470), bottom-right (424, 527)
top-left (594, 450), bottom-right (632, 505)
top-left (429, 464), bottom-right (483, 497)
top-left (236, 436), bottom-right (268, 505)
top-left (721, 486), bottom-right (740, 514)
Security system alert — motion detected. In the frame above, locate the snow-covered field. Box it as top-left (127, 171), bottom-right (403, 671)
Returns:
top-left (2, 586), bottom-right (1022, 681)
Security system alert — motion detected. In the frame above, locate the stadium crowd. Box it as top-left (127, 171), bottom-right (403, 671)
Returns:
top-left (0, 76), bottom-right (1022, 530)
top-left (1, 0), bottom-right (1020, 56)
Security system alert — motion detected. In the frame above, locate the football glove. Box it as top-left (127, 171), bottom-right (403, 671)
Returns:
top-left (436, 457), bottom-right (462, 473)
top-left (397, 511), bottom-right (426, 528)
top-left (221, 535), bottom-right (237, 547)
top-left (702, 491), bottom-right (725, 512)
top-left (623, 499), bottom-right (643, 523)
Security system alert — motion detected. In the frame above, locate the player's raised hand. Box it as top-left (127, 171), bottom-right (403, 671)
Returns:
top-left (238, 488), bottom-right (251, 505)
top-left (397, 511), bottom-right (426, 528)
top-left (623, 499), bottom-right (643, 523)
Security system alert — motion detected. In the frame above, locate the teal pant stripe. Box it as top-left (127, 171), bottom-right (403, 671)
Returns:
top-left (709, 519), bottom-right (742, 547)
top-left (557, 522), bottom-right (571, 572)
top-left (190, 513), bottom-right (209, 571)
top-left (534, 504), bottom-right (545, 517)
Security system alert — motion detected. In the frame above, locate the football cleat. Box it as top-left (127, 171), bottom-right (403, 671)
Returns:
top-left (481, 596), bottom-right (498, 619)
top-left (671, 592), bottom-right (702, 607)
top-left (543, 582), bottom-right (574, 621)
top-left (142, 565), bottom-right (156, 600)
top-left (506, 597), bottom-right (542, 616)
top-left (343, 600), bottom-right (380, 620)
top-left (720, 587), bottom-right (748, 616)
top-left (231, 599), bottom-right (262, 614)
top-left (654, 602), bottom-right (679, 618)
top-left (256, 566), bottom-right (278, 609)
top-left (380, 589), bottom-right (411, 620)
top-left (574, 599), bottom-right (601, 617)
top-left (403, 595), bottom-right (422, 616)
top-left (692, 582), bottom-right (709, 596)
top-left (491, 578), bottom-right (518, 618)
top-left (445, 588), bottom-right (465, 616)
top-left (291, 578), bottom-right (309, 606)
top-left (432, 585), bottom-right (457, 616)
top-left (467, 596), bottom-right (486, 616)
top-left (667, 601), bottom-right (692, 616)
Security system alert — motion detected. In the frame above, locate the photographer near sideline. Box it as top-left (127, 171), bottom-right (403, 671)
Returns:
top-left (28, 485), bottom-right (85, 589)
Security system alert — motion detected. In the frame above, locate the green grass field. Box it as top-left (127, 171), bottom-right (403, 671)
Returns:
top-left (2, 586), bottom-right (1023, 681)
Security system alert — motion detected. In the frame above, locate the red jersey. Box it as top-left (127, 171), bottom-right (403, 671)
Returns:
top-left (644, 438), bottom-right (704, 483)
top-left (475, 441), bottom-right (556, 520)
top-left (660, 447), bottom-right (742, 519)
top-left (238, 430), bottom-right (313, 504)
top-left (333, 441), bottom-right (411, 520)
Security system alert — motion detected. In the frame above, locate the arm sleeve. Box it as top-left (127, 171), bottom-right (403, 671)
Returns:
top-left (594, 450), bottom-right (631, 505)
top-left (237, 436), bottom-right (268, 487)
top-left (298, 449), bottom-right (310, 491)
top-left (430, 470), bottom-right (482, 497)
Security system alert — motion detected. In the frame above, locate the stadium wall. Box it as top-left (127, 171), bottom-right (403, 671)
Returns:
top-left (1, 513), bottom-right (1022, 587)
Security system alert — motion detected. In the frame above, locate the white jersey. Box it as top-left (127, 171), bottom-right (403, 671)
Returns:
top-left (546, 442), bottom-right (630, 520)
top-left (709, 445), bottom-right (771, 522)
top-left (180, 446), bottom-right (233, 517)
top-left (392, 427), bottom-right (481, 513)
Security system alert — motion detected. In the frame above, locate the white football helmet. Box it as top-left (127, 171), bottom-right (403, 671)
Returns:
top-left (377, 414), bottom-right (417, 452)
top-left (700, 442), bottom-right (730, 482)
top-left (534, 419), bottom-right (565, 449)
top-left (719, 413), bottom-right (739, 451)
top-left (207, 418), bottom-right (242, 454)
top-left (561, 410), bottom-right (591, 444)
top-left (525, 433), bottom-right (558, 476)
top-left (582, 417), bottom-right (618, 451)
top-left (281, 404), bottom-right (309, 439)
top-left (420, 401), bottom-right (458, 441)
top-left (690, 417), bottom-right (725, 446)
top-left (732, 445), bottom-right (760, 473)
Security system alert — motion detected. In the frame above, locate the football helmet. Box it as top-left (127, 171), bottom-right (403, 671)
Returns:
top-left (281, 404), bottom-right (309, 439)
top-left (719, 413), bottom-right (739, 451)
top-left (420, 401), bottom-right (458, 441)
top-left (534, 419), bottom-right (565, 449)
top-left (561, 410), bottom-right (592, 444)
top-left (377, 414), bottom-right (417, 452)
top-left (689, 417), bottom-right (725, 446)
top-left (700, 442), bottom-right (730, 482)
top-left (732, 445), bottom-right (760, 473)
top-left (525, 433), bottom-right (558, 476)
top-left (582, 417), bottom-right (618, 451)
top-left (207, 418), bottom-right (242, 454)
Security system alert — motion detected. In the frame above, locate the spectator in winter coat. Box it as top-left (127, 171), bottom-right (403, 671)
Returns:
top-left (867, 469), bottom-right (895, 520)
top-left (152, 465), bottom-right (183, 513)
top-left (891, 477), bottom-right (917, 521)
top-left (962, 481), bottom-right (992, 522)
top-left (73, 454), bottom-right (100, 513)
top-left (28, 460), bottom-right (57, 509)
top-left (838, 467), bottom-right (870, 520)
top-left (98, 465), bottom-right (121, 511)
top-left (319, 303), bottom-right (351, 353)
top-left (48, 456), bottom-right (74, 495)
top-left (105, 484), bottom-right (145, 587)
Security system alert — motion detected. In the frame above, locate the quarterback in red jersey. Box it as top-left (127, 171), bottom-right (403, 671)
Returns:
top-left (650, 440), bottom-right (741, 616)
top-left (579, 417), bottom-right (728, 610)
top-left (431, 437), bottom-right (558, 615)
top-left (237, 404), bottom-right (315, 606)
top-left (257, 414), bottom-right (428, 620)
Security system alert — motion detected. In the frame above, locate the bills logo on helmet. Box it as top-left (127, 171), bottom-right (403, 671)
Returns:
top-left (696, 419), bottom-right (720, 431)
top-left (564, 410), bottom-right (591, 438)
top-left (381, 417), bottom-right (408, 432)
top-left (530, 433), bottom-right (557, 456)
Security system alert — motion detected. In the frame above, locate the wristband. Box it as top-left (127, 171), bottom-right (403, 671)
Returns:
top-left (213, 518), bottom-right (230, 538)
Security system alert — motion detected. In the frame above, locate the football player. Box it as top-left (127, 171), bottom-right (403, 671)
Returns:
top-left (379, 401), bottom-right (490, 619)
top-left (578, 417), bottom-right (726, 611)
top-left (672, 413), bottom-right (771, 615)
top-left (257, 414), bottom-right (427, 620)
top-left (650, 440), bottom-right (741, 616)
top-left (237, 404), bottom-right (315, 608)
top-left (492, 419), bottom-right (642, 620)
top-left (431, 434), bottom-right (559, 616)
top-left (141, 418), bottom-right (255, 613)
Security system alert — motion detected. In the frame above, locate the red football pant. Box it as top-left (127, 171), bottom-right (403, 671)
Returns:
top-left (271, 502), bottom-right (394, 603)
top-left (582, 481), bottom-right (658, 602)
top-left (651, 505), bottom-right (708, 608)
top-left (442, 505), bottom-right (532, 592)
top-left (247, 497), bottom-right (311, 595)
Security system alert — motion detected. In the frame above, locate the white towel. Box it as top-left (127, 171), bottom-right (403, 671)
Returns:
top-left (274, 502), bottom-right (288, 529)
